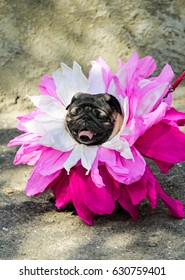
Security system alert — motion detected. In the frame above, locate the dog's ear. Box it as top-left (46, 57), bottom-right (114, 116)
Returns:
top-left (103, 94), bottom-right (122, 115)
top-left (66, 93), bottom-right (83, 110)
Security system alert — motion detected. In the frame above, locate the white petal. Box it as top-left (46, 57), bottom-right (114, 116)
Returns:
top-left (53, 70), bottom-right (76, 107)
top-left (118, 96), bottom-right (129, 124)
top-left (103, 134), bottom-right (133, 160)
top-left (60, 62), bottom-right (73, 77)
top-left (39, 126), bottom-right (76, 152)
top-left (136, 83), bottom-right (168, 116)
top-left (116, 65), bottom-right (127, 90)
top-left (72, 61), bottom-right (89, 93)
top-left (81, 145), bottom-right (99, 174)
top-left (138, 79), bottom-right (151, 88)
top-left (142, 102), bottom-right (169, 133)
top-left (120, 141), bottom-right (134, 160)
top-left (28, 95), bottom-right (66, 120)
top-left (107, 79), bottom-right (117, 98)
top-left (63, 145), bottom-right (82, 174)
top-left (120, 96), bottom-right (129, 127)
top-left (53, 62), bottom-right (89, 107)
top-left (63, 144), bottom-right (98, 175)
top-left (24, 115), bottom-right (64, 136)
top-left (88, 61), bottom-right (105, 93)
top-left (108, 65), bottom-right (126, 97)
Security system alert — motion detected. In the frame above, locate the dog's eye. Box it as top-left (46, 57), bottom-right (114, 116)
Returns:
top-left (99, 115), bottom-right (107, 121)
top-left (92, 108), bottom-right (107, 120)
top-left (70, 107), bottom-right (83, 116)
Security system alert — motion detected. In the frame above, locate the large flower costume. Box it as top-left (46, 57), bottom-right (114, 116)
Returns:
top-left (8, 53), bottom-right (185, 225)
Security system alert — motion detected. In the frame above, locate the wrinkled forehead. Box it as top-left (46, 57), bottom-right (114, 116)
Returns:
top-left (73, 95), bottom-right (96, 106)
top-left (69, 93), bottom-right (110, 110)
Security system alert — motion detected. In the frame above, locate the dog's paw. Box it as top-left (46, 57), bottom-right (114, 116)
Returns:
top-left (49, 196), bottom-right (56, 205)
top-left (49, 198), bottom-right (77, 216)
top-left (56, 205), bottom-right (77, 216)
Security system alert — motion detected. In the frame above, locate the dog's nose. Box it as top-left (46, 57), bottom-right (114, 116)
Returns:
top-left (82, 115), bottom-right (91, 121)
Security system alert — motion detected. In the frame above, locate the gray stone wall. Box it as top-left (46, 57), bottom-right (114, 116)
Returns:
top-left (1, 0), bottom-right (185, 112)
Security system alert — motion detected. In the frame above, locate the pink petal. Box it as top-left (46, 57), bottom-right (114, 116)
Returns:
top-left (50, 169), bottom-right (71, 209)
top-left (137, 56), bottom-right (157, 79)
top-left (116, 165), bottom-right (148, 218)
top-left (98, 147), bottom-right (118, 166)
top-left (124, 177), bottom-right (147, 206)
top-left (69, 167), bottom-right (95, 225)
top-left (8, 132), bottom-right (40, 147)
top-left (96, 57), bottom-right (113, 92)
top-left (139, 165), bottom-right (184, 218)
top-left (121, 116), bottom-right (144, 146)
top-left (112, 76), bottom-right (123, 96)
top-left (25, 168), bottom-right (61, 196)
top-left (152, 160), bottom-right (174, 174)
top-left (102, 147), bottom-right (146, 185)
top-left (25, 147), bottom-right (65, 195)
top-left (118, 187), bottom-right (139, 221)
top-left (125, 53), bottom-right (139, 96)
top-left (120, 164), bottom-right (184, 219)
top-left (90, 155), bottom-right (105, 188)
top-left (154, 64), bottom-right (174, 84)
top-left (141, 102), bottom-right (169, 134)
top-left (14, 143), bottom-right (43, 165)
top-left (135, 121), bottom-right (185, 172)
top-left (136, 81), bottom-right (170, 116)
top-left (164, 107), bottom-right (185, 126)
top-left (164, 92), bottom-right (172, 106)
top-left (156, 181), bottom-right (184, 218)
top-left (38, 75), bottom-right (60, 101)
top-left (17, 110), bottom-right (40, 132)
top-left (128, 80), bottom-right (169, 122)
top-left (108, 65), bottom-right (126, 98)
top-left (109, 53), bottom-right (139, 99)
top-left (37, 149), bottom-right (71, 176)
top-left (70, 165), bottom-right (118, 216)
top-left (143, 165), bottom-right (157, 208)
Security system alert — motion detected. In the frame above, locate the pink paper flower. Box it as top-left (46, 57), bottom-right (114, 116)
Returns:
top-left (8, 53), bottom-right (185, 225)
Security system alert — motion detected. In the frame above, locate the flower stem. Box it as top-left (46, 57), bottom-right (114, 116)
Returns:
top-left (164, 71), bottom-right (185, 98)
top-left (170, 71), bottom-right (185, 92)
top-left (172, 71), bottom-right (185, 90)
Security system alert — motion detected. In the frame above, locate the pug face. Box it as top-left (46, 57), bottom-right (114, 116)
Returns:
top-left (65, 93), bottom-right (123, 145)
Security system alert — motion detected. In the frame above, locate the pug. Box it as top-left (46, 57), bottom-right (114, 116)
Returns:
top-left (65, 92), bottom-right (124, 145)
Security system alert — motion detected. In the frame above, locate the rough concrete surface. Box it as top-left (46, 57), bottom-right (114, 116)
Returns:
top-left (1, 0), bottom-right (185, 260)
top-left (1, 0), bottom-right (185, 113)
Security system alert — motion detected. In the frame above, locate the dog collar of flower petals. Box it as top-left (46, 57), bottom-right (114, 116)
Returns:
top-left (8, 53), bottom-right (185, 225)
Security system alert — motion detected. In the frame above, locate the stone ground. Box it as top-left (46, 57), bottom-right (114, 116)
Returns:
top-left (0, 86), bottom-right (185, 260)
top-left (1, 0), bottom-right (185, 113)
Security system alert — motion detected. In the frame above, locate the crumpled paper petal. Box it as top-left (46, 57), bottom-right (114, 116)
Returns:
top-left (8, 53), bottom-right (185, 224)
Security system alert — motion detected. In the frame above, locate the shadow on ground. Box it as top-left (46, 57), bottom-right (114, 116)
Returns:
top-left (0, 127), bottom-right (185, 260)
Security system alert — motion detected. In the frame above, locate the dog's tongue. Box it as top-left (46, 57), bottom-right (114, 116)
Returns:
top-left (79, 130), bottom-right (94, 140)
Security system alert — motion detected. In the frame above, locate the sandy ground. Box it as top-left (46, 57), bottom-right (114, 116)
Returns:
top-left (0, 87), bottom-right (185, 260)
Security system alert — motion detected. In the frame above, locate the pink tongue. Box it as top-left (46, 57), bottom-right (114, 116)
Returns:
top-left (79, 130), bottom-right (94, 140)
